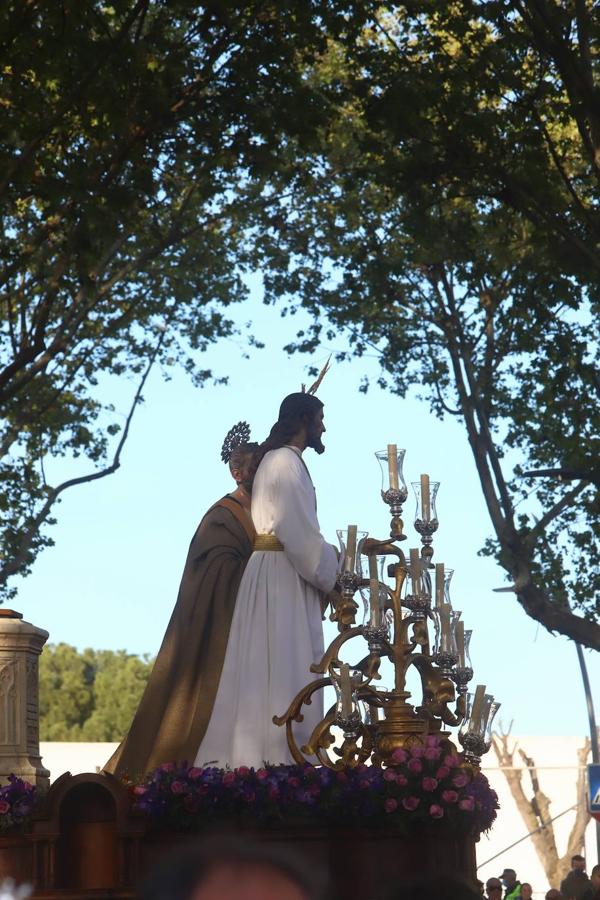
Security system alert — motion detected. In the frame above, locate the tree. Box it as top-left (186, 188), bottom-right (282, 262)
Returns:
top-left (492, 730), bottom-right (591, 887)
top-left (39, 642), bottom-right (153, 741)
top-left (0, 0), bottom-right (373, 600)
top-left (252, 2), bottom-right (600, 648)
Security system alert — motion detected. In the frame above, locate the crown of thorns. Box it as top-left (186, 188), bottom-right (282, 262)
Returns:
top-left (221, 421), bottom-right (251, 464)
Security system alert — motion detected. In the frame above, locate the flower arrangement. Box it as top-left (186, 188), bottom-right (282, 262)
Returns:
top-left (131, 736), bottom-right (498, 835)
top-left (0, 776), bottom-right (37, 833)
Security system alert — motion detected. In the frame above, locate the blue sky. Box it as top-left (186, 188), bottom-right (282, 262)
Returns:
top-left (13, 293), bottom-right (599, 739)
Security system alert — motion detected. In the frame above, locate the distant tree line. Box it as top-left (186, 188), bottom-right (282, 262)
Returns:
top-left (39, 643), bottom-right (152, 741)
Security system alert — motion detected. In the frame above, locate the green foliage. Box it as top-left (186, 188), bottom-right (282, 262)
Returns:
top-left (39, 642), bottom-right (153, 741)
top-left (251, 2), bottom-right (599, 644)
top-left (0, 0), bottom-right (374, 599)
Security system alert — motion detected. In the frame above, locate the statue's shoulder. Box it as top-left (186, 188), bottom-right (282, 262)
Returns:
top-left (259, 446), bottom-right (302, 475)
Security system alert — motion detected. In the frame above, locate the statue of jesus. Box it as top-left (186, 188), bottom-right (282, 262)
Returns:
top-left (195, 391), bottom-right (338, 768)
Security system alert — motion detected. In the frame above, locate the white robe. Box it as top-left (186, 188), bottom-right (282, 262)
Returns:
top-left (194, 446), bottom-right (338, 768)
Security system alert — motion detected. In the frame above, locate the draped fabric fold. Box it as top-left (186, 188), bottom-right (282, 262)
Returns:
top-left (103, 496), bottom-right (254, 779)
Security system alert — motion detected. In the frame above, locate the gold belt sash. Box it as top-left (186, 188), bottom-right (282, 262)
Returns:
top-left (254, 534), bottom-right (284, 551)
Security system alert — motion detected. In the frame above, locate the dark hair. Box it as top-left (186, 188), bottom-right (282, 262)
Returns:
top-left (571, 854), bottom-right (585, 864)
top-left (254, 392), bottom-right (324, 468)
top-left (591, 864), bottom-right (600, 877)
top-left (138, 835), bottom-right (327, 900)
top-left (228, 441), bottom-right (259, 472)
top-left (386, 875), bottom-right (482, 900)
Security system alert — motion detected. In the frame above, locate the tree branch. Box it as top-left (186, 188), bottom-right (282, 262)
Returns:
top-left (0, 320), bottom-right (169, 587)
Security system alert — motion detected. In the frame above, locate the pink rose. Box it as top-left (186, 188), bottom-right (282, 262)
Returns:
top-left (410, 745), bottom-right (425, 758)
top-left (268, 786), bottom-right (280, 800)
top-left (391, 748), bottom-right (408, 764)
top-left (395, 774), bottom-right (408, 787)
top-left (452, 772), bottom-right (469, 788)
top-left (0, 800), bottom-right (10, 814)
top-left (170, 780), bottom-right (186, 794)
top-left (442, 789), bottom-right (459, 804)
top-left (402, 796), bottom-right (420, 811)
top-left (422, 776), bottom-right (438, 792)
top-left (385, 798), bottom-right (398, 813)
top-left (222, 772), bottom-right (236, 786)
top-left (459, 796), bottom-right (475, 812)
top-left (256, 768), bottom-right (269, 781)
top-left (424, 747), bottom-right (442, 761)
top-left (383, 768), bottom-right (397, 782)
top-left (132, 786), bottom-right (147, 796)
top-left (425, 734), bottom-right (440, 748)
top-left (188, 767), bottom-right (203, 780)
top-left (429, 804), bottom-right (444, 819)
top-left (359, 780), bottom-right (370, 790)
top-left (436, 766), bottom-right (450, 780)
top-left (444, 754), bottom-right (460, 768)
top-left (407, 758), bottom-right (423, 774)
top-left (288, 776), bottom-right (300, 787)
top-left (236, 766), bottom-right (250, 777)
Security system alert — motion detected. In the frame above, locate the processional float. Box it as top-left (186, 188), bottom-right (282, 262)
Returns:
top-left (275, 445), bottom-right (499, 770)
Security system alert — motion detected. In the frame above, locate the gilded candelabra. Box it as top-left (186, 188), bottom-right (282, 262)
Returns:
top-left (274, 445), bottom-right (499, 770)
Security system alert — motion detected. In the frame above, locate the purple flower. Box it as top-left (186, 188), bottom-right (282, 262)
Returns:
top-left (422, 777), bottom-right (438, 792)
top-left (402, 796), bottom-right (420, 811)
top-left (395, 774), bottom-right (408, 787)
top-left (425, 735), bottom-right (440, 748)
top-left (442, 789), bottom-right (459, 804)
top-left (424, 747), bottom-right (442, 761)
top-left (452, 772), bottom-right (470, 789)
top-left (383, 769), bottom-right (397, 782)
top-left (444, 753), bottom-right (460, 768)
top-left (410, 745), bottom-right (425, 758)
top-left (391, 748), bottom-right (408, 764)
top-left (385, 798), bottom-right (398, 813)
top-left (407, 758), bottom-right (423, 774)
top-left (429, 804), bottom-right (444, 819)
top-left (459, 796), bottom-right (475, 812)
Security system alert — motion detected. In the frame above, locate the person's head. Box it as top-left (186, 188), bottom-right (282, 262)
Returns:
top-left (520, 884), bottom-right (533, 899)
top-left (229, 442), bottom-right (259, 493)
top-left (591, 864), bottom-right (600, 888)
top-left (545, 890), bottom-right (564, 900)
top-left (571, 854), bottom-right (586, 872)
top-left (486, 877), bottom-right (503, 898)
top-left (259, 393), bottom-right (326, 461)
top-left (139, 836), bottom-right (326, 900)
top-left (501, 870), bottom-right (517, 890)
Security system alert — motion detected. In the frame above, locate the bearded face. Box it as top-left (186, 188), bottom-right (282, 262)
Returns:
top-left (306, 408), bottom-right (326, 455)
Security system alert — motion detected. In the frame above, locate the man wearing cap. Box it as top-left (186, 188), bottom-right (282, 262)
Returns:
top-left (195, 389), bottom-right (338, 769)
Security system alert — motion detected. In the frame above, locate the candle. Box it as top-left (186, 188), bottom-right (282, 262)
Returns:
top-left (456, 620), bottom-right (465, 667)
top-left (388, 444), bottom-right (399, 490)
top-left (345, 525), bottom-right (357, 573)
top-left (420, 473), bottom-right (431, 520)
top-left (440, 603), bottom-right (451, 652)
top-left (470, 684), bottom-right (486, 732)
top-left (435, 563), bottom-right (445, 607)
top-left (410, 548), bottom-right (420, 594)
top-left (339, 664), bottom-right (352, 718)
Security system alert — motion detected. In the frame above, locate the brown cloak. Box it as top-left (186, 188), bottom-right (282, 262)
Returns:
top-left (103, 495), bottom-right (255, 778)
